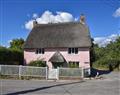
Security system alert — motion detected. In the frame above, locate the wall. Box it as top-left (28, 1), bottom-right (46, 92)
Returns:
top-left (24, 48), bottom-right (90, 69)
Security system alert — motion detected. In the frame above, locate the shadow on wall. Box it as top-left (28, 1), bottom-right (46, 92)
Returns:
top-left (90, 68), bottom-right (111, 77)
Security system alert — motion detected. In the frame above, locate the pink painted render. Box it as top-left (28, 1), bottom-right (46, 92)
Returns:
top-left (24, 48), bottom-right (90, 69)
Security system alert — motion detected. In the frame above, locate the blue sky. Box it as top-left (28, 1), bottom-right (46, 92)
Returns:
top-left (0, 0), bottom-right (120, 47)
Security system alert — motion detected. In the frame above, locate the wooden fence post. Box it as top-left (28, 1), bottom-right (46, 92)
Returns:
top-left (0, 65), bottom-right (1, 74)
top-left (19, 65), bottom-right (22, 79)
top-left (46, 67), bottom-right (48, 80)
top-left (81, 67), bottom-right (84, 78)
top-left (57, 67), bottom-right (59, 80)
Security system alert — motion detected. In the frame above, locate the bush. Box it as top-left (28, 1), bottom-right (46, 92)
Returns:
top-left (0, 47), bottom-right (23, 65)
top-left (28, 60), bottom-right (46, 67)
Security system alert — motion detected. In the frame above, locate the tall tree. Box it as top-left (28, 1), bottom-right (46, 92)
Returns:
top-left (90, 38), bottom-right (96, 67)
top-left (93, 36), bottom-right (120, 70)
top-left (10, 38), bottom-right (24, 50)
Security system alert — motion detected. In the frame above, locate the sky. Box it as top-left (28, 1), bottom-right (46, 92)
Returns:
top-left (0, 0), bottom-right (120, 47)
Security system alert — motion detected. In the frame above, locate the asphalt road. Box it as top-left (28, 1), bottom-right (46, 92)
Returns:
top-left (0, 72), bottom-right (120, 95)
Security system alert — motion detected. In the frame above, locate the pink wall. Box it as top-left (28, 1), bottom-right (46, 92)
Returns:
top-left (24, 48), bottom-right (90, 69)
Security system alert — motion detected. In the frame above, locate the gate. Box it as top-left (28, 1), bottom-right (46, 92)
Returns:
top-left (48, 68), bottom-right (59, 80)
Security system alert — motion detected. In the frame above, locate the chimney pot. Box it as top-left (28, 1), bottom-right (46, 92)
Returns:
top-left (80, 14), bottom-right (85, 24)
top-left (33, 20), bottom-right (38, 27)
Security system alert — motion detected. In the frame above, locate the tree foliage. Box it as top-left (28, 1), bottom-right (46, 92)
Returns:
top-left (92, 36), bottom-right (120, 70)
top-left (10, 38), bottom-right (24, 50)
top-left (0, 38), bottom-right (24, 65)
top-left (0, 47), bottom-right (23, 65)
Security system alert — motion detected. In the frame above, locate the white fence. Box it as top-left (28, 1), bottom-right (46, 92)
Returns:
top-left (0, 65), bottom-right (88, 79)
top-left (0, 65), bottom-right (47, 79)
top-left (59, 67), bottom-right (83, 78)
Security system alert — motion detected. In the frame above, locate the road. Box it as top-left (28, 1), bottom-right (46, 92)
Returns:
top-left (0, 72), bottom-right (120, 95)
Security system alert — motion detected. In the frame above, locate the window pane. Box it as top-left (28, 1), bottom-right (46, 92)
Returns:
top-left (68, 61), bottom-right (79, 68)
top-left (35, 49), bottom-right (38, 54)
top-left (76, 62), bottom-right (79, 68)
top-left (75, 48), bottom-right (78, 54)
top-left (72, 48), bottom-right (74, 53)
top-left (68, 48), bottom-right (71, 54)
top-left (42, 48), bottom-right (44, 54)
top-left (38, 49), bottom-right (41, 54)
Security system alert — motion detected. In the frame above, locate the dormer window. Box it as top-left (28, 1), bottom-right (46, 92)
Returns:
top-left (68, 48), bottom-right (78, 54)
top-left (35, 48), bottom-right (44, 54)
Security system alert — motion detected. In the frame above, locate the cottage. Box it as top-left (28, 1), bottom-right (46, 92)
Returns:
top-left (24, 15), bottom-right (91, 73)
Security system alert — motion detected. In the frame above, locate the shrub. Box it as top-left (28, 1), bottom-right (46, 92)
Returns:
top-left (0, 47), bottom-right (23, 65)
top-left (28, 60), bottom-right (46, 67)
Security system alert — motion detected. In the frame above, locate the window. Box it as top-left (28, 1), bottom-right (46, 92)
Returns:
top-left (68, 48), bottom-right (78, 54)
top-left (72, 48), bottom-right (74, 53)
top-left (75, 48), bottom-right (78, 54)
top-left (41, 48), bottom-right (44, 54)
top-left (35, 48), bottom-right (44, 54)
top-left (35, 49), bottom-right (39, 54)
top-left (68, 48), bottom-right (71, 54)
top-left (68, 61), bottom-right (79, 68)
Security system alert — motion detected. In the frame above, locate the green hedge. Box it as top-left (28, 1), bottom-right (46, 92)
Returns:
top-left (28, 60), bottom-right (46, 67)
top-left (0, 47), bottom-right (23, 65)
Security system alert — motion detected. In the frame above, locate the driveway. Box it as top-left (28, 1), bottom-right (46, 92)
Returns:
top-left (0, 72), bottom-right (120, 95)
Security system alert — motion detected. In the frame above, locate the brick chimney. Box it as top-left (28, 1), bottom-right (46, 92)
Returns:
top-left (33, 20), bottom-right (38, 27)
top-left (80, 14), bottom-right (85, 25)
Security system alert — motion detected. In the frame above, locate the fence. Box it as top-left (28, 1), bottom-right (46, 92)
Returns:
top-left (0, 65), bottom-right (89, 80)
top-left (59, 67), bottom-right (83, 79)
top-left (0, 65), bottom-right (47, 79)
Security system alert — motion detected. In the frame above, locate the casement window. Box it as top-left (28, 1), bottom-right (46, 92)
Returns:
top-left (35, 48), bottom-right (44, 54)
top-left (68, 61), bottom-right (79, 68)
top-left (68, 48), bottom-right (78, 54)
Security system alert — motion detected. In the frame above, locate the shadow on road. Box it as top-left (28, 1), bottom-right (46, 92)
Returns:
top-left (91, 68), bottom-right (111, 77)
top-left (6, 81), bottom-right (85, 95)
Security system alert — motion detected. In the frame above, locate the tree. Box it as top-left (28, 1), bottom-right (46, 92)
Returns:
top-left (90, 38), bottom-right (96, 67)
top-left (0, 46), bottom-right (23, 65)
top-left (106, 36), bottom-right (120, 70)
top-left (10, 38), bottom-right (24, 50)
top-left (93, 36), bottom-right (120, 70)
top-left (0, 38), bottom-right (25, 65)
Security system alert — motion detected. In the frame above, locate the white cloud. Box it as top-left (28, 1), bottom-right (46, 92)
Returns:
top-left (94, 34), bottom-right (120, 47)
top-left (25, 10), bottom-right (77, 30)
top-left (33, 13), bottom-right (38, 18)
top-left (8, 40), bottom-right (12, 43)
top-left (113, 7), bottom-right (120, 18)
top-left (25, 20), bottom-right (34, 30)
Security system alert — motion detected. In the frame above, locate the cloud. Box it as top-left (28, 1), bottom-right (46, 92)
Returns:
top-left (8, 40), bottom-right (12, 43)
top-left (94, 34), bottom-right (120, 47)
top-left (25, 10), bottom-right (77, 30)
top-left (33, 13), bottom-right (38, 18)
top-left (25, 20), bottom-right (34, 30)
top-left (113, 7), bottom-right (120, 18)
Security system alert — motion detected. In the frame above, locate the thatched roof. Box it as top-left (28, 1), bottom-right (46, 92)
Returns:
top-left (49, 51), bottom-right (65, 62)
top-left (24, 22), bottom-right (91, 48)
